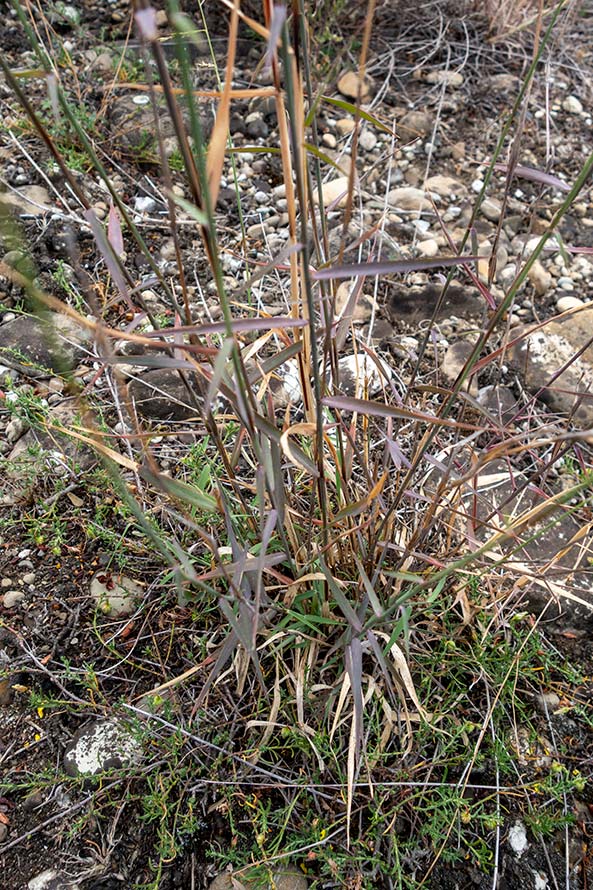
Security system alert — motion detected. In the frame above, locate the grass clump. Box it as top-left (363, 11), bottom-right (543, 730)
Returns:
top-left (0, 0), bottom-right (592, 887)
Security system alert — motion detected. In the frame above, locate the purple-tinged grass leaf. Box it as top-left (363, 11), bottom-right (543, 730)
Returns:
top-left (265, 5), bottom-right (286, 70)
top-left (494, 162), bottom-right (571, 192)
top-left (313, 256), bottom-right (479, 281)
top-left (142, 317), bottom-right (307, 336)
top-left (322, 395), bottom-right (484, 430)
top-left (108, 202), bottom-right (124, 258)
top-left (84, 209), bottom-right (132, 308)
top-left (135, 7), bottom-right (158, 41)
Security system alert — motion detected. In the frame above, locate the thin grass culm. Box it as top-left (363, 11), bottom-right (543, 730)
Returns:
top-left (1, 0), bottom-right (592, 888)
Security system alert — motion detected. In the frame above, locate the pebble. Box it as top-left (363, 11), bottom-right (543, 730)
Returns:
top-left (322, 132), bottom-right (337, 148)
top-left (134, 196), bottom-right (156, 214)
top-left (316, 176), bottom-right (353, 208)
top-left (358, 129), bottom-right (377, 151)
top-left (22, 572), bottom-right (35, 584)
top-left (527, 260), bottom-right (552, 295)
top-left (337, 70), bottom-right (370, 100)
top-left (480, 197), bottom-right (502, 221)
top-left (535, 691), bottom-right (561, 714)
top-left (556, 296), bottom-right (584, 312)
top-left (557, 276), bottom-right (575, 290)
top-left (417, 239), bottom-right (439, 257)
top-left (471, 178), bottom-right (484, 193)
top-left (562, 95), bottom-right (583, 114)
top-left (336, 118), bottom-right (355, 136)
top-left (3, 589), bottom-right (25, 608)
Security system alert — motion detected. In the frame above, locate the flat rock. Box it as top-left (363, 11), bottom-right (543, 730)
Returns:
top-left (0, 185), bottom-right (52, 217)
top-left (128, 368), bottom-right (203, 421)
top-left (63, 719), bottom-right (141, 778)
top-left (90, 571), bottom-right (143, 616)
top-left (511, 311), bottom-right (593, 427)
top-left (0, 314), bottom-right (90, 378)
top-left (388, 187), bottom-right (433, 212)
top-left (476, 385), bottom-right (520, 425)
top-left (388, 283), bottom-right (484, 321)
top-left (2, 403), bottom-right (95, 505)
top-left (468, 459), bottom-right (593, 626)
top-left (425, 174), bottom-right (467, 198)
top-left (398, 110), bottom-right (434, 142)
top-left (109, 94), bottom-right (213, 160)
top-left (315, 176), bottom-right (355, 208)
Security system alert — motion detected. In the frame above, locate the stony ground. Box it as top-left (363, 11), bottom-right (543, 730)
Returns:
top-left (1, 2), bottom-right (593, 889)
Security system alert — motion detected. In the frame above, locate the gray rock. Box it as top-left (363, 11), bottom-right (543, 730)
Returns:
top-left (3, 589), bottom-right (25, 608)
top-left (0, 314), bottom-right (90, 378)
top-left (63, 719), bottom-right (141, 778)
top-left (511, 310), bottom-right (593, 427)
top-left (468, 459), bottom-right (593, 626)
top-left (476, 385), bottom-right (519, 425)
top-left (388, 187), bottom-right (433, 212)
top-left (90, 571), bottom-right (142, 616)
top-left (441, 339), bottom-right (479, 395)
top-left (2, 403), bottom-right (94, 505)
top-left (329, 353), bottom-right (392, 398)
top-left (398, 110), bottom-right (434, 142)
top-left (128, 368), bottom-right (203, 421)
top-left (389, 283), bottom-right (484, 321)
top-left (109, 95), bottom-right (213, 160)
top-left (5, 416), bottom-right (27, 443)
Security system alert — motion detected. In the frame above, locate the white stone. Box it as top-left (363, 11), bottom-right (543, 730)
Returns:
top-left (417, 239), bottom-right (439, 257)
top-left (508, 820), bottom-right (528, 858)
top-left (322, 132), bottom-right (337, 148)
top-left (90, 571), bottom-right (143, 616)
top-left (471, 178), bottom-right (484, 193)
top-left (556, 296), bottom-right (584, 312)
top-left (64, 720), bottom-right (141, 777)
top-left (358, 129), bottom-right (377, 151)
top-left (562, 95), bottom-right (583, 114)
